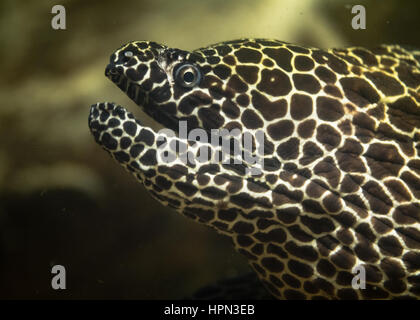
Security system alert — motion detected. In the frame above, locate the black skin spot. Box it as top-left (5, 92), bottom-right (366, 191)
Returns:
top-left (325, 53), bottom-right (349, 75)
top-left (396, 227), bottom-right (420, 249)
top-left (135, 128), bottom-right (154, 145)
top-left (129, 144), bottom-right (144, 158)
top-left (378, 235), bottom-right (404, 257)
top-left (396, 65), bottom-right (420, 89)
top-left (302, 199), bottom-right (327, 214)
top-left (371, 217), bottom-right (393, 234)
top-left (230, 192), bottom-right (257, 209)
top-left (101, 132), bottom-right (118, 150)
top-left (213, 64), bottom-right (231, 80)
top-left (126, 64), bottom-right (148, 81)
top-left (315, 66), bottom-right (337, 84)
top-left (316, 96), bottom-right (344, 121)
top-left (236, 65), bottom-right (259, 84)
top-left (300, 215), bottom-right (335, 234)
top-left (365, 71), bottom-right (404, 96)
top-left (297, 119), bottom-right (316, 139)
top-left (388, 96), bottom-right (420, 133)
top-left (139, 149), bottom-right (157, 166)
top-left (364, 143), bottom-right (404, 180)
top-left (175, 181), bottom-right (198, 197)
top-left (267, 120), bottom-right (294, 141)
top-left (330, 247), bottom-right (356, 269)
top-left (201, 186), bottom-right (227, 199)
top-left (284, 241), bottom-right (318, 262)
top-left (282, 274), bottom-right (301, 288)
top-left (227, 74), bottom-right (248, 93)
top-left (262, 58), bottom-right (274, 67)
top-left (340, 77), bottom-right (380, 107)
top-left (288, 225), bottom-right (313, 243)
top-left (267, 244), bottom-right (288, 259)
top-left (119, 137), bottom-right (131, 149)
top-left (222, 99), bottom-right (240, 119)
top-left (381, 257), bottom-right (406, 278)
top-left (186, 207), bottom-right (214, 222)
top-left (236, 94), bottom-right (250, 107)
top-left (290, 93), bottom-right (313, 120)
top-left (392, 204), bottom-right (420, 225)
top-left (257, 69), bottom-right (292, 96)
top-left (293, 74), bottom-right (321, 94)
top-left (276, 137), bottom-right (299, 160)
top-left (262, 47), bottom-right (293, 72)
top-left (294, 55), bottom-right (315, 71)
top-left (251, 90), bottom-right (287, 121)
top-left (114, 151), bottom-right (130, 163)
top-left (276, 207), bottom-right (299, 224)
top-left (401, 171), bottom-right (420, 199)
top-left (235, 48), bottom-right (262, 63)
top-left (218, 208), bottom-right (238, 222)
top-left (215, 45), bottom-right (233, 56)
top-left (316, 259), bottom-right (336, 278)
top-left (288, 259), bottom-right (313, 278)
top-left (222, 55), bottom-right (236, 65)
top-left (261, 257), bottom-right (284, 272)
top-left (197, 106), bottom-right (225, 130)
top-left (336, 140), bottom-right (366, 173)
top-left (178, 92), bottom-right (212, 115)
top-left (362, 180), bottom-right (393, 215)
top-left (300, 141), bottom-right (323, 165)
top-left (206, 56), bottom-right (220, 64)
top-left (313, 157), bottom-right (341, 188)
top-left (241, 109), bottom-right (264, 129)
top-left (316, 124), bottom-right (341, 150)
top-left (354, 242), bottom-right (380, 263)
top-left (232, 221), bottom-right (254, 234)
top-left (323, 85), bottom-right (343, 98)
top-left (352, 48), bottom-right (378, 66)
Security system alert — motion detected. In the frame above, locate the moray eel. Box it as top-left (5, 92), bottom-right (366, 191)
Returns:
top-left (88, 39), bottom-right (420, 299)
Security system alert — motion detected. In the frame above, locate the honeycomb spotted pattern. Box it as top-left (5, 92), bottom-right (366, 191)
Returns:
top-left (88, 39), bottom-right (420, 299)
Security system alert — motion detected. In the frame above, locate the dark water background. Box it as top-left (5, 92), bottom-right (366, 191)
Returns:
top-left (0, 0), bottom-right (419, 299)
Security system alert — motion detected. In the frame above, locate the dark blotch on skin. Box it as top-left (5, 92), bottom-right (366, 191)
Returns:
top-left (294, 55), bottom-right (315, 71)
top-left (257, 69), bottom-right (292, 96)
top-left (262, 47), bottom-right (293, 72)
top-left (365, 71), bottom-right (405, 96)
top-left (241, 109), bottom-right (264, 129)
top-left (364, 143), bottom-right (405, 179)
top-left (316, 96), bottom-right (344, 121)
top-left (316, 124), bottom-right (341, 150)
top-left (293, 74), bottom-right (321, 94)
top-left (267, 120), bottom-right (294, 141)
top-left (276, 137), bottom-right (299, 160)
top-left (290, 93), bottom-right (313, 120)
top-left (297, 120), bottom-right (316, 139)
top-left (251, 90), bottom-right (287, 121)
top-left (227, 74), bottom-right (248, 93)
top-left (213, 64), bottom-right (231, 79)
top-left (315, 66), bottom-right (337, 84)
top-left (222, 99), bottom-right (240, 119)
top-left (340, 77), bottom-right (380, 107)
top-left (235, 48), bottom-right (262, 63)
top-left (236, 65), bottom-right (259, 84)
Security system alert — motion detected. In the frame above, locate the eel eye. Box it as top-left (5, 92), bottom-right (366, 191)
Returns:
top-left (174, 63), bottom-right (201, 88)
top-left (122, 51), bottom-right (134, 64)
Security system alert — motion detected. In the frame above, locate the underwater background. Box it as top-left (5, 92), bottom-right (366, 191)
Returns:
top-left (0, 0), bottom-right (419, 299)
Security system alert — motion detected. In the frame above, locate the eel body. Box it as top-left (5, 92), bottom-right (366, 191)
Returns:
top-left (88, 39), bottom-right (420, 299)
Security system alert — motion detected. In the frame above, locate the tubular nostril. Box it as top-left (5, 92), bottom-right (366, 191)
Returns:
top-left (105, 64), bottom-right (118, 77)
